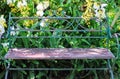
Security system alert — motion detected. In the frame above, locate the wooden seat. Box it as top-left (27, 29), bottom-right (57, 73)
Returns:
top-left (5, 48), bottom-right (115, 59)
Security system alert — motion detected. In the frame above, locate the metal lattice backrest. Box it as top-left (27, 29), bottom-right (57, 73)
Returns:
top-left (7, 13), bottom-right (111, 48)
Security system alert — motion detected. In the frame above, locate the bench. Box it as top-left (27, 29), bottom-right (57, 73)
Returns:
top-left (4, 13), bottom-right (118, 79)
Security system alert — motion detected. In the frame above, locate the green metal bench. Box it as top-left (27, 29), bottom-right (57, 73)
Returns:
top-left (4, 13), bottom-right (119, 79)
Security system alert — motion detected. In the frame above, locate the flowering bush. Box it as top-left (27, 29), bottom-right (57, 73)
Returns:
top-left (82, 0), bottom-right (108, 24)
top-left (0, 0), bottom-right (109, 35)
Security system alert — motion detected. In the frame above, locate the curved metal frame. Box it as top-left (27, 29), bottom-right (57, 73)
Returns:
top-left (114, 33), bottom-right (120, 59)
top-left (4, 13), bottom-right (116, 79)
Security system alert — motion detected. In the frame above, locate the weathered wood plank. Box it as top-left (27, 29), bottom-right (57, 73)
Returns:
top-left (5, 48), bottom-right (115, 59)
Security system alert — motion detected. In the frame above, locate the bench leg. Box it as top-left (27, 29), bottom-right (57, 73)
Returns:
top-left (5, 62), bottom-right (10, 79)
top-left (107, 60), bottom-right (114, 79)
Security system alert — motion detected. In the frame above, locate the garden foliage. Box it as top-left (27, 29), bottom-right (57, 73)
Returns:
top-left (0, 0), bottom-right (120, 79)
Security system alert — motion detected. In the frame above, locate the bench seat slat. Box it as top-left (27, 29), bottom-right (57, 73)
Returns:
top-left (5, 48), bottom-right (115, 59)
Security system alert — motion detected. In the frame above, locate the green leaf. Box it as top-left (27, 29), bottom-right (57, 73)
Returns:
top-left (69, 7), bottom-right (72, 14)
top-left (29, 71), bottom-right (35, 79)
top-left (32, 61), bottom-right (39, 65)
top-left (20, 70), bottom-right (27, 75)
top-left (81, 39), bottom-right (90, 45)
top-left (93, 70), bottom-right (98, 79)
top-left (67, 70), bottom-right (75, 79)
top-left (66, 0), bottom-right (72, 5)
top-left (77, 65), bottom-right (84, 72)
top-left (21, 63), bottom-right (27, 67)
top-left (36, 72), bottom-right (46, 79)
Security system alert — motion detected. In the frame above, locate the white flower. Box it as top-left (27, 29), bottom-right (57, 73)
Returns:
top-left (1, 43), bottom-right (9, 48)
top-left (94, 3), bottom-right (107, 20)
top-left (7, 0), bottom-right (12, 5)
top-left (36, 10), bottom-right (44, 17)
top-left (36, 1), bottom-right (49, 17)
top-left (0, 25), bottom-right (5, 34)
top-left (0, 15), bottom-right (6, 24)
top-left (7, 0), bottom-right (16, 5)
top-left (94, 9), bottom-right (99, 16)
top-left (93, 2), bottom-right (100, 10)
top-left (0, 25), bottom-right (5, 38)
top-left (0, 15), bottom-right (6, 38)
top-left (36, 1), bottom-right (49, 11)
top-left (36, 3), bottom-right (44, 11)
top-left (22, 0), bottom-right (27, 6)
top-left (17, 1), bottom-right (23, 8)
top-left (95, 8), bottom-right (106, 19)
top-left (40, 19), bottom-right (48, 27)
top-left (101, 4), bottom-right (107, 8)
top-left (100, 9), bottom-right (106, 18)
top-left (17, 0), bottom-right (27, 8)
top-left (10, 26), bottom-right (15, 35)
top-left (10, 26), bottom-right (20, 36)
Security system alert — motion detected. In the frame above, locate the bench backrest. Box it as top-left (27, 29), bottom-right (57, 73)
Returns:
top-left (7, 13), bottom-right (111, 49)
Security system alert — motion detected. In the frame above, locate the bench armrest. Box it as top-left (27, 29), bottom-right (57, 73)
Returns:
top-left (113, 33), bottom-right (120, 59)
